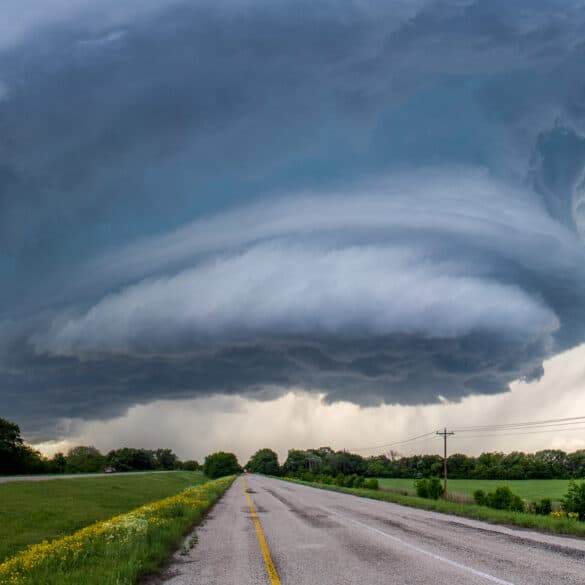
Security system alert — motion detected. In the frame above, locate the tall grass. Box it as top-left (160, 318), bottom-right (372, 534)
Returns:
top-left (0, 476), bottom-right (235, 585)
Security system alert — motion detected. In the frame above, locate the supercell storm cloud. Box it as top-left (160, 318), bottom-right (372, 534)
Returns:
top-left (3, 0), bottom-right (585, 436)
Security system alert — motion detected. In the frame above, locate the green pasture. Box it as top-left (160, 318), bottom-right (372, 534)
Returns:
top-left (378, 477), bottom-right (572, 501)
top-left (285, 478), bottom-right (585, 538)
top-left (0, 471), bottom-right (206, 562)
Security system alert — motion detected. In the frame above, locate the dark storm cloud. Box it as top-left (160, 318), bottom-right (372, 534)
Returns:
top-left (3, 0), bottom-right (585, 437)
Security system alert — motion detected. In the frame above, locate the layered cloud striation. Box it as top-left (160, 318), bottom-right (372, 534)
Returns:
top-left (2, 0), bottom-right (585, 434)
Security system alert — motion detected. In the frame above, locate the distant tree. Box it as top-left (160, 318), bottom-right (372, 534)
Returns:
top-left (49, 452), bottom-right (67, 474)
top-left (534, 450), bottom-right (568, 479)
top-left (0, 418), bottom-right (46, 475)
top-left (567, 450), bottom-right (585, 478)
top-left (154, 448), bottom-right (178, 470)
top-left (107, 448), bottom-right (155, 472)
top-left (365, 458), bottom-right (389, 478)
top-left (180, 460), bottom-right (200, 471)
top-left (446, 453), bottom-right (475, 479)
top-left (66, 446), bottom-right (106, 473)
top-left (0, 418), bottom-right (25, 474)
top-left (282, 450), bottom-right (308, 476)
top-left (203, 452), bottom-right (241, 478)
top-left (246, 449), bottom-right (280, 476)
top-left (335, 451), bottom-right (367, 475)
top-left (0, 418), bottom-right (23, 452)
top-left (18, 445), bottom-right (47, 474)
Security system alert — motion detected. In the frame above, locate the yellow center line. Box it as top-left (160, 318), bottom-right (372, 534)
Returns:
top-left (243, 477), bottom-right (282, 585)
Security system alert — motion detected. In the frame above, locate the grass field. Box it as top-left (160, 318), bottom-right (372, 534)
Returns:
top-left (378, 478), bottom-right (572, 502)
top-left (0, 476), bottom-right (235, 585)
top-left (285, 478), bottom-right (585, 538)
top-left (0, 471), bottom-right (206, 562)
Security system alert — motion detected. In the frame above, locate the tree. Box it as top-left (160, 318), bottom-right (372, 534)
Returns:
top-left (246, 449), bottom-right (280, 475)
top-left (0, 418), bottom-right (46, 475)
top-left (365, 457), bottom-right (389, 478)
top-left (66, 446), bottom-right (106, 473)
top-left (0, 418), bottom-right (23, 451)
top-left (567, 450), bottom-right (585, 478)
top-left (154, 448), bottom-right (178, 470)
top-left (534, 450), bottom-right (568, 479)
top-left (107, 448), bottom-right (155, 472)
top-left (203, 452), bottom-right (241, 478)
top-left (446, 453), bottom-right (475, 479)
top-left (180, 460), bottom-right (200, 471)
top-left (17, 445), bottom-right (47, 474)
top-left (562, 481), bottom-right (585, 520)
top-left (49, 452), bottom-right (67, 473)
top-left (0, 418), bottom-right (25, 474)
top-left (282, 450), bottom-right (308, 476)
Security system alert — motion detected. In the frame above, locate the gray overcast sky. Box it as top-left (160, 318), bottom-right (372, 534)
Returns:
top-left (3, 0), bottom-right (585, 457)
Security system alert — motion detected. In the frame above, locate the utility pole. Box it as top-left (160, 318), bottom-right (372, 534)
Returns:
top-left (436, 427), bottom-right (454, 497)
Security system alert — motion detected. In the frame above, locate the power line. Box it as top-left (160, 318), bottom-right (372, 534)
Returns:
top-left (350, 431), bottom-right (438, 453)
top-left (347, 414), bottom-right (585, 454)
top-left (455, 420), bottom-right (585, 435)
top-left (453, 415), bottom-right (585, 433)
top-left (453, 426), bottom-right (585, 441)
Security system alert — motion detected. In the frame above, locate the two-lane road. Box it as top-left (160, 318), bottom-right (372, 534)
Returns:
top-left (160, 475), bottom-right (585, 584)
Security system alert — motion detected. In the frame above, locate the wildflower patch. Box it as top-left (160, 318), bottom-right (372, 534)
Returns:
top-left (0, 476), bottom-right (234, 585)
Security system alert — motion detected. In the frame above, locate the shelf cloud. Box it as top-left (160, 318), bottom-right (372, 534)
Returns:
top-left (3, 0), bottom-right (585, 438)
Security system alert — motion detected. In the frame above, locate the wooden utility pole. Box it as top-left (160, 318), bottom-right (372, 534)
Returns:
top-left (436, 427), bottom-right (454, 497)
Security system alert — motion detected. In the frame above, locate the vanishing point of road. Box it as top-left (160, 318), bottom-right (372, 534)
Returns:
top-left (159, 474), bottom-right (585, 585)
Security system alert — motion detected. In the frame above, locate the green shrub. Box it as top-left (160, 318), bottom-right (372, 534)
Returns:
top-left (363, 478), bottom-right (379, 490)
top-left (474, 486), bottom-right (524, 512)
top-left (533, 497), bottom-right (552, 516)
top-left (473, 489), bottom-right (486, 506)
top-left (354, 476), bottom-right (365, 488)
top-left (488, 486), bottom-right (512, 510)
top-left (562, 481), bottom-right (585, 520)
top-left (486, 486), bottom-right (524, 512)
top-left (510, 494), bottom-right (525, 512)
top-left (415, 478), bottom-right (429, 498)
top-left (343, 474), bottom-right (356, 488)
top-left (427, 478), bottom-right (443, 499)
top-left (415, 477), bottom-right (443, 499)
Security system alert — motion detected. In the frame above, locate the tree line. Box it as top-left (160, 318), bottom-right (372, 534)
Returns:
top-left (0, 418), bottom-right (199, 475)
top-left (246, 446), bottom-right (585, 480)
top-left (5, 414), bottom-right (585, 480)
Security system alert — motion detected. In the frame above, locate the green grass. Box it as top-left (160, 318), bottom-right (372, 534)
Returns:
top-left (282, 478), bottom-right (585, 538)
top-left (0, 471), bottom-right (207, 563)
top-left (0, 476), bottom-right (236, 585)
top-left (378, 477), bottom-right (573, 501)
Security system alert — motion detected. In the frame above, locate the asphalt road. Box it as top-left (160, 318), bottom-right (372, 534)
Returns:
top-left (158, 475), bottom-right (585, 585)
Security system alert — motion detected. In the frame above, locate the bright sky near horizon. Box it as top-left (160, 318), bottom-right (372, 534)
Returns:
top-left (3, 0), bottom-right (585, 460)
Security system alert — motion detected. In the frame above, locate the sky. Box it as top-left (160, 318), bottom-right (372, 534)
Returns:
top-left (3, 0), bottom-right (585, 463)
